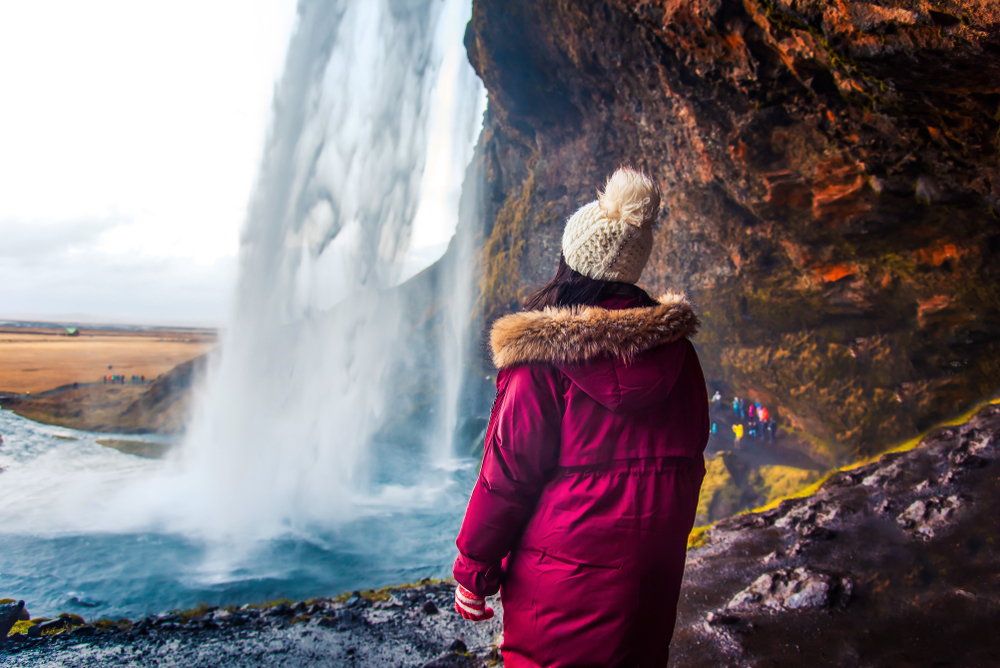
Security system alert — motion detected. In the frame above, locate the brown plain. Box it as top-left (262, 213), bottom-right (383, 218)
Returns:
top-left (0, 325), bottom-right (217, 394)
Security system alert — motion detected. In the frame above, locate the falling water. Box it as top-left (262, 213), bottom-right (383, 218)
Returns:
top-left (0, 0), bottom-right (487, 616)
top-left (178, 0), bottom-right (486, 538)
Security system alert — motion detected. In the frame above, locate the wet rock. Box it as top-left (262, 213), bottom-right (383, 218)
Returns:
top-left (420, 638), bottom-right (483, 668)
top-left (949, 451), bottom-right (988, 469)
top-left (797, 526), bottom-right (837, 541)
top-left (705, 612), bottom-right (742, 626)
top-left (70, 626), bottom-right (96, 637)
top-left (896, 495), bottom-right (966, 539)
top-left (264, 604), bottom-right (292, 617)
top-left (0, 600), bottom-right (25, 641)
top-left (338, 609), bottom-right (365, 628)
top-left (727, 568), bottom-right (852, 611)
top-left (422, 600), bottom-right (439, 615)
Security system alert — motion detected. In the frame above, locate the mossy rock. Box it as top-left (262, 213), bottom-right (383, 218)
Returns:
top-left (96, 439), bottom-right (171, 459)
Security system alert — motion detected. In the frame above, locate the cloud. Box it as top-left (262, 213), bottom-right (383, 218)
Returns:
top-left (0, 216), bottom-right (127, 260)
top-left (0, 247), bottom-right (236, 326)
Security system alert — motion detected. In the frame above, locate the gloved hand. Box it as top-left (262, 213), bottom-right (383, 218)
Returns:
top-left (454, 584), bottom-right (494, 621)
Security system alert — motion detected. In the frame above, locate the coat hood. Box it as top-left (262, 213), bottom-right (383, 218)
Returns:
top-left (489, 292), bottom-right (699, 412)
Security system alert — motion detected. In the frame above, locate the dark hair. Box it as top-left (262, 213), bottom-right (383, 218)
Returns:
top-left (522, 255), bottom-right (658, 311)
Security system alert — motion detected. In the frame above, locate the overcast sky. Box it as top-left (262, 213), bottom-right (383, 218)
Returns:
top-left (0, 0), bottom-right (298, 326)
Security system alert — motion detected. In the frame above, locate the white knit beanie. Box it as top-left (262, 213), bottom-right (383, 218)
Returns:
top-left (561, 167), bottom-right (661, 284)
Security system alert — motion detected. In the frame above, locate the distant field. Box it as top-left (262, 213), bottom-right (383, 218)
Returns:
top-left (0, 324), bottom-right (217, 394)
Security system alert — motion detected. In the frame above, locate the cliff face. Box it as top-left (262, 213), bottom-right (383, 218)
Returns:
top-left (465, 0), bottom-right (1000, 462)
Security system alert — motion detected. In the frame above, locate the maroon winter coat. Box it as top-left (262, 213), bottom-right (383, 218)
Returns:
top-left (454, 293), bottom-right (708, 667)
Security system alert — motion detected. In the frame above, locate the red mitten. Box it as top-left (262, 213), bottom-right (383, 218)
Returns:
top-left (454, 584), bottom-right (494, 621)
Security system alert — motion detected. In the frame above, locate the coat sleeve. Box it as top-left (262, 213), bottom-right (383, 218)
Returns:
top-left (453, 364), bottom-right (564, 597)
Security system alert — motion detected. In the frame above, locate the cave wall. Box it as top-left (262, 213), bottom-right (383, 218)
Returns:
top-left (465, 0), bottom-right (1000, 462)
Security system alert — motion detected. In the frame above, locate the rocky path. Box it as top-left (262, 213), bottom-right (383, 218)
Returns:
top-left (670, 403), bottom-right (1000, 667)
top-left (1, 582), bottom-right (502, 668)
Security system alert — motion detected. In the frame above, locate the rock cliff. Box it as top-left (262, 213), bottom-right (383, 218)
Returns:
top-left (669, 402), bottom-right (1000, 666)
top-left (464, 0), bottom-right (1000, 462)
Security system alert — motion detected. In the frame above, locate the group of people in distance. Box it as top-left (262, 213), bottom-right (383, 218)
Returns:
top-left (710, 390), bottom-right (778, 448)
top-left (102, 374), bottom-right (145, 384)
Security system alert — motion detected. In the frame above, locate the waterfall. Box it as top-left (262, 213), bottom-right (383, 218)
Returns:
top-left (175, 0), bottom-right (486, 539)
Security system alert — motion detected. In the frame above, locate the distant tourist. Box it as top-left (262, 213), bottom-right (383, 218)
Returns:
top-left (738, 397), bottom-right (746, 419)
top-left (453, 168), bottom-right (707, 666)
top-left (711, 422), bottom-right (718, 435)
top-left (712, 390), bottom-right (722, 409)
top-left (733, 423), bottom-right (744, 449)
top-left (767, 419), bottom-right (777, 442)
top-left (732, 397), bottom-right (740, 417)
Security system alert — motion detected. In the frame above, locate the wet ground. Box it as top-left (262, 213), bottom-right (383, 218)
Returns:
top-left (1, 582), bottom-right (502, 668)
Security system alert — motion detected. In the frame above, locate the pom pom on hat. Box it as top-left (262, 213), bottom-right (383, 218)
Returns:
top-left (561, 167), bottom-right (661, 284)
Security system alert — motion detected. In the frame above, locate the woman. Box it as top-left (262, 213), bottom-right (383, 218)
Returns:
top-left (452, 167), bottom-right (708, 667)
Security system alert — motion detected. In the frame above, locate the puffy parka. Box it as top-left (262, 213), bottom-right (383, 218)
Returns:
top-left (454, 293), bottom-right (709, 668)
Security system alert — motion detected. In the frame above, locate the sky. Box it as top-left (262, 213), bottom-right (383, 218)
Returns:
top-left (0, 0), bottom-right (298, 326)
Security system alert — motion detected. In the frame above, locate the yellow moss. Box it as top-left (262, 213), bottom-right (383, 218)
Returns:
top-left (695, 456), bottom-right (735, 525)
top-left (333, 578), bottom-right (446, 604)
top-left (171, 603), bottom-right (214, 621)
top-left (246, 598), bottom-right (295, 610)
top-left (755, 465), bottom-right (823, 506)
top-left (687, 525), bottom-right (710, 549)
top-left (8, 620), bottom-right (34, 636)
top-left (689, 398), bottom-right (1000, 546)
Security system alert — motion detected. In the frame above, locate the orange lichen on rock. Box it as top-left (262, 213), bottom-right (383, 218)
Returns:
top-left (812, 263), bottom-right (857, 284)
top-left (764, 171), bottom-right (812, 208)
top-left (913, 242), bottom-right (963, 267)
top-left (918, 294), bottom-right (953, 328)
top-left (811, 156), bottom-right (869, 221)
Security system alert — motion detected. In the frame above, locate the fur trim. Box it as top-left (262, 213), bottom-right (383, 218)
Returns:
top-left (490, 292), bottom-right (698, 369)
top-left (598, 167), bottom-right (661, 229)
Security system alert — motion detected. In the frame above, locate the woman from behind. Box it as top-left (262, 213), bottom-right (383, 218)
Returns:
top-left (453, 167), bottom-right (709, 667)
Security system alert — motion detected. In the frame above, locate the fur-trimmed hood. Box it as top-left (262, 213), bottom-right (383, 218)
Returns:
top-left (490, 292), bottom-right (699, 369)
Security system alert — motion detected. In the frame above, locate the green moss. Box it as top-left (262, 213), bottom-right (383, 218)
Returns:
top-left (475, 162), bottom-right (559, 324)
top-left (476, 166), bottom-right (535, 323)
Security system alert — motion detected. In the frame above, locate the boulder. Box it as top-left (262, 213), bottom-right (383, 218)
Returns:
top-left (0, 600), bottom-right (25, 642)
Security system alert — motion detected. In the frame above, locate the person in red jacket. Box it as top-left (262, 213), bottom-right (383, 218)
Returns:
top-left (453, 167), bottom-right (709, 667)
